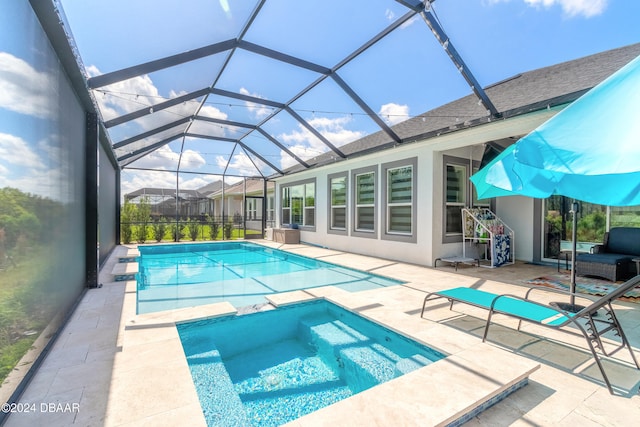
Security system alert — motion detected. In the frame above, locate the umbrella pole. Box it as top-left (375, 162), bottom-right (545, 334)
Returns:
top-left (552, 201), bottom-right (586, 313)
top-left (570, 201), bottom-right (578, 306)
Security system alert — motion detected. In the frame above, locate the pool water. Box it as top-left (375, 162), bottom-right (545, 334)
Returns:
top-left (177, 300), bottom-right (445, 427)
top-left (136, 242), bottom-right (403, 314)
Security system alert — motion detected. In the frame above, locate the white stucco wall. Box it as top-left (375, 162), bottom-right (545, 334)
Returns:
top-left (272, 107), bottom-right (562, 267)
top-left (275, 143), bottom-right (435, 266)
top-left (494, 196), bottom-right (536, 262)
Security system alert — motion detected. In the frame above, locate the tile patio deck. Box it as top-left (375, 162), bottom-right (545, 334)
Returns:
top-left (4, 241), bottom-right (640, 426)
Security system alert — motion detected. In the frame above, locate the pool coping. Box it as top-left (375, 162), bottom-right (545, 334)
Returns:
top-left (8, 241), bottom-right (640, 427)
top-left (109, 255), bottom-right (540, 426)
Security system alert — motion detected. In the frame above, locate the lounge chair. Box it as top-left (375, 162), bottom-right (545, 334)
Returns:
top-left (420, 275), bottom-right (640, 394)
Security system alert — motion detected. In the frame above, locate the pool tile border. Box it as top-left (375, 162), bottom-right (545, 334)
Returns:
top-left (110, 278), bottom-right (539, 427)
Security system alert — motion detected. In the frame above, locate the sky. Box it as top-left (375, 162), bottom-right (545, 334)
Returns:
top-left (1, 0), bottom-right (639, 198)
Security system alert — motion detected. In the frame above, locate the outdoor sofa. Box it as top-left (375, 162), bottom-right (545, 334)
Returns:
top-left (576, 227), bottom-right (640, 282)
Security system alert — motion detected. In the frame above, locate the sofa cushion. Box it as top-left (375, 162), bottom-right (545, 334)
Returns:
top-left (606, 227), bottom-right (640, 256)
top-left (577, 252), bottom-right (634, 265)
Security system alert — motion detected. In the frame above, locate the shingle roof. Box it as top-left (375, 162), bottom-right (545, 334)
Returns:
top-left (195, 180), bottom-right (227, 197)
top-left (124, 187), bottom-right (203, 201)
top-left (208, 179), bottom-right (267, 197)
top-left (287, 42), bottom-right (640, 173)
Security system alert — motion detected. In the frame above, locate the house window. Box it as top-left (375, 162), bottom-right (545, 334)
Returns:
top-left (471, 166), bottom-right (490, 210)
top-left (445, 163), bottom-right (466, 235)
top-left (304, 183), bottom-right (315, 226)
top-left (355, 172), bottom-right (375, 232)
top-left (443, 155), bottom-right (491, 243)
top-left (386, 166), bottom-right (412, 234)
top-left (291, 185), bottom-right (304, 224)
top-left (246, 198), bottom-right (257, 220)
top-left (280, 180), bottom-right (315, 229)
top-left (267, 195), bottom-right (274, 221)
top-left (281, 187), bottom-right (291, 224)
top-left (329, 174), bottom-right (347, 232)
top-left (382, 158), bottom-right (417, 243)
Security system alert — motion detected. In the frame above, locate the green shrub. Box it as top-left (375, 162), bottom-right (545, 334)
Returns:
top-left (578, 211), bottom-right (606, 242)
top-left (120, 200), bottom-right (137, 244)
top-left (210, 221), bottom-right (220, 240)
top-left (151, 218), bottom-right (167, 242)
top-left (187, 218), bottom-right (201, 241)
top-left (134, 223), bottom-right (148, 244)
top-left (223, 220), bottom-right (234, 240)
top-left (134, 197), bottom-right (151, 244)
top-left (170, 222), bottom-right (185, 241)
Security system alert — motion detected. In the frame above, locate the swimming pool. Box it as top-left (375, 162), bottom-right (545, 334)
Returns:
top-left (177, 300), bottom-right (445, 426)
top-left (136, 242), bottom-right (404, 314)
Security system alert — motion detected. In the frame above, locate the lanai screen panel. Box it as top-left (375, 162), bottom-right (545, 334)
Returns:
top-left (59, 0), bottom-right (499, 181)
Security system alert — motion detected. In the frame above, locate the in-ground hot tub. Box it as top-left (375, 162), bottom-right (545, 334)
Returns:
top-left (177, 299), bottom-right (445, 426)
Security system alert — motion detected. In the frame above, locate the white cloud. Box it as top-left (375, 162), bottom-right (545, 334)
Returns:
top-left (126, 145), bottom-right (205, 170)
top-left (0, 52), bottom-right (53, 119)
top-left (181, 149), bottom-right (208, 169)
top-left (88, 65), bottom-right (159, 121)
top-left (37, 136), bottom-right (64, 167)
top-left (278, 115), bottom-right (364, 168)
top-left (198, 104), bottom-right (229, 121)
top-left (239, 87), bottom-right (272, 120)
top-left (385, 9), bottom-right (395, 20)
top-left (400, 15), bottom-right (419, 29)
top-left (187, 116), bottom-right (229, 138)
top-left (88, 66), bottom-right (228, 132)
top-left (0, 132), bottom-right (46, 170)
top-left (487, 0), bottom-right (608, 17)
top-left (87, 65), bottom-right (229, 193)
top-left (529, 0), bottom-right (607, 17)
top-left (0, 166), bottom-right (66, 200)
top-left (379, 103), bottom-right (410, 125)
top-left (386, 7), bottom-right (418, 28)
top-left (0, 135), bottom-right (76, 201)
top-left (0, 132), bottom-right (81, 201)
top-left (216, 152), bottom-right (258, 177)
top-left (179, 176), bottom-right (212, 189)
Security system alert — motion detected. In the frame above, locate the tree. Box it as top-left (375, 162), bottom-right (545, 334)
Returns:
top-left (151, 218), bottom-right (167, 242)
top-left (207, 215), bottom-right (220, 240)
top-left (578, 211), bottom-right (606, 242)
top-left (120, 200), bottom-right (137, 244)
top-left (223, 219), bottom-right (234, 240)
top-left (187, 217), bottom-right (201, 241)
top-left (134, 197), bottom-right (152, 243)
top-left (0, 189), bottom-right (42, 249)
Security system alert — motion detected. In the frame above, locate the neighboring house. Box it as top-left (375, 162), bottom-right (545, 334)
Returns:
top-left (272, 43), bottom-right (640, 267)
top-left (124, 180), bottom-right (276, 226)
top-left (191, 180), bottom-right (227, 216)
top-left (124, 187), bottom-right (206, 217)
top-left (125, 181), bottom-right (226, 218)
top-left (207, 179), bottom-right (276, 228)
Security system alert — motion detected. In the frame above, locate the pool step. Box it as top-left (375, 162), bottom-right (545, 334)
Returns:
top-left (184, 346), bottom-right (250, 427)
top-left (339, 343), bottom-right (399, 392)
top-left (118, 248), bottom-right (139, 263)
top-left (300, 315), bottom-right (430, 393)
top-left (395, 354), bottom-right (433, 375)
top-left (111, 261), bottom-right (138, 281)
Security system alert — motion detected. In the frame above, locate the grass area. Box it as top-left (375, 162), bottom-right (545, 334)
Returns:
top-left (0, 336), bottom-right (37, 382)
top-left (0, 246), bottom-right (60, 384)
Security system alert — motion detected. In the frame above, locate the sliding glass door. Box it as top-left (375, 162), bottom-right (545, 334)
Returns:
top-left (542, 196), bottom-right (640, 261)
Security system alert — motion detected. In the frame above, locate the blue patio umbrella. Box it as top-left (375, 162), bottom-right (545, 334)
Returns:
top-left (471, 53), bottom-right (640, 309)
